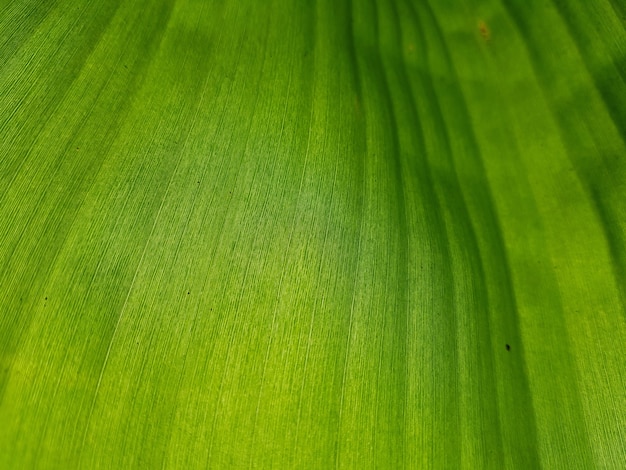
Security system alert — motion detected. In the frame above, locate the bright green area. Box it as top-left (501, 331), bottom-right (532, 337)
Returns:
top-left (1, 0), bottom-right (625, 467)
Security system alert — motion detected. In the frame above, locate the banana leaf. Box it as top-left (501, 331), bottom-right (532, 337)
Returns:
top-left (1, 0), bottom-right (625, 467)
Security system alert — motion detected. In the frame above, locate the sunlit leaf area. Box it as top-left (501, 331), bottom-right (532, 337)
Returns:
top-left (1, 0), bottom-right (625, 467)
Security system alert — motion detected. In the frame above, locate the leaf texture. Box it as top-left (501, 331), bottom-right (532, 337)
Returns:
top-left (1, 0), bottom-right (625, 467)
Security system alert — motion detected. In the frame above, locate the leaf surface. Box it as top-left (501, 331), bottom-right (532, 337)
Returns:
top-left (1, 0), bottom-right (625, 467)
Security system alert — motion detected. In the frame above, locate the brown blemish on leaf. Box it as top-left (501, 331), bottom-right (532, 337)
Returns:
top-left (478, 20), bottom-right (491, 42)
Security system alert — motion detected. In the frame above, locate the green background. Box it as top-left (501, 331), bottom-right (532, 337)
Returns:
top-left (1, 0), bottom-right (625, 467)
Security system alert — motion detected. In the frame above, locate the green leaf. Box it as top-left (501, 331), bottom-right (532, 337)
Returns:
top-left (1, 0), bottom-right (625, 467)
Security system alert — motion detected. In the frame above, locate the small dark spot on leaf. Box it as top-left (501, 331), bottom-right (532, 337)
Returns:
top-left (45, 297), bottom-right (48, 301)
top-left (187, 291), bottom-right (190, 295)
top-left (506, 344), bottom-right (510, 351)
